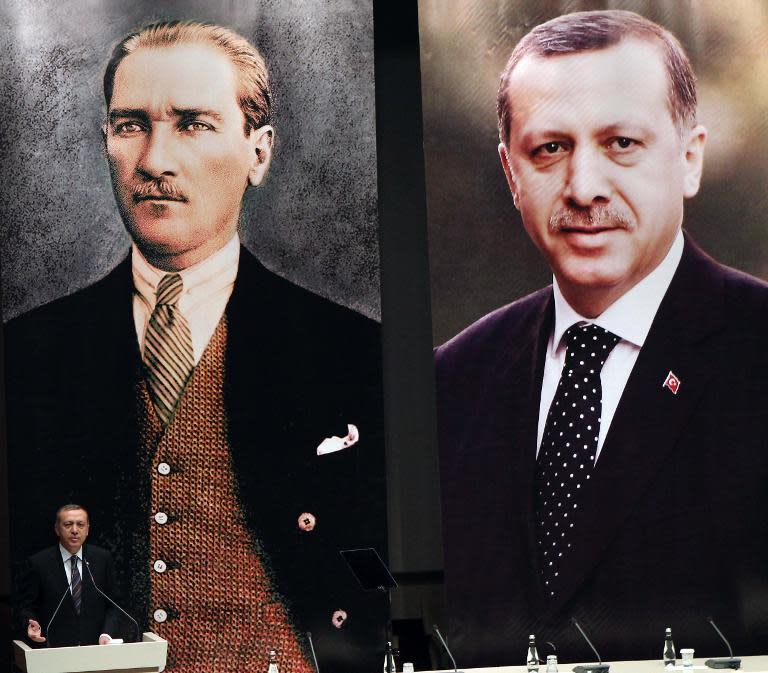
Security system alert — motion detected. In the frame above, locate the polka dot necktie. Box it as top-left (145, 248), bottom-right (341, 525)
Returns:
top-left (143, 274), bottom-right (194, 425)
top-left (535, 322), bottom-right (620, 597)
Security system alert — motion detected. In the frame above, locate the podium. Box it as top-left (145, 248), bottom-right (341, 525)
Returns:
top-left (13, 632), bottom-right (167, 673)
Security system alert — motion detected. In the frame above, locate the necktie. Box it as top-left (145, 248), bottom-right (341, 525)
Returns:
top-left (535, 323), bottom-right (620, 597)
top-left (143, 273), bottom-right (194, 425)
top-left (70, 555), bottom-right (82, 614)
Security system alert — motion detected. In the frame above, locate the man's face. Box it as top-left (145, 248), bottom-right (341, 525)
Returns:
top-left (105, 44), bottom-right (273, 271)
top-left (499, 39), bottom-right (705, 316)
top-left (55, 509), bottom-right (90, 554)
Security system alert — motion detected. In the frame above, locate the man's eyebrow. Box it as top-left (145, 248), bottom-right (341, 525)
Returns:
top-left (108, 108), bottom-right (226, 123)
top-left (597, 122), bottom-right (655, 137)
top-left (109, 108), bottom-right (149, 123)
top-left (517, 129), bottom-right (567, 147)
top-left (173, 107), bottom-right (225, 123)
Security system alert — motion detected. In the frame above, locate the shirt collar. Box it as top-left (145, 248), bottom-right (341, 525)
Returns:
top-left (59, 544), bottom-right (83, 562)
top-left (132, 234), bottom-right (240, 310)
top-left (551, 230), bottom-right (684, 353)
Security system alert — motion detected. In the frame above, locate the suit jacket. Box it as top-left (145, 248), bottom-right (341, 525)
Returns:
top-left (5, 248), bottom-right (387, 671)
top-left (435, 236), bottom-right (768, 667)
top-left (18, 544), bottom-right (120, 647)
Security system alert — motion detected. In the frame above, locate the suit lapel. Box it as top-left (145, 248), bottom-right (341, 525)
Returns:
top-left (81, 260), bottom-right (146, 556)
top-left (224, 249), bottom-right (307, 528)
top-left (543, 237), bottom-right (726, 615)
top-left (467, 291), bottom-right (554, 608)
top-left (514, 296), bottom-right (557, 608)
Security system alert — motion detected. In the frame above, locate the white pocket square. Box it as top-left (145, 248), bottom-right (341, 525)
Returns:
top-left (316, 424), bottom-right (359, 455)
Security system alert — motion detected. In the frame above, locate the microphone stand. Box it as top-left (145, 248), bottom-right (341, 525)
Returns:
top-left (705, 618), bottom-right (741, 670)
top-left (44, 565), bottom-right (76, 648)
top-left (380, 585), bottom-right (396, 673)
top-left (571, 618), bottom-right (609, 673)
top-left (306, 631), bottom-right (321, 673)
top-left (433, 624), bottom-right (461, 673)
top-left (338, 547), bottom-right (397, 673)
top-left (84, 559), bottom-right (141, 643)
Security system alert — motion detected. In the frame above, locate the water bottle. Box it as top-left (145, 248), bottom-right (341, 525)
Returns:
top-left (267, 649), bottom-right (279, 673)
top-left (527, 634), bottom-right (540, 672)
top-left (663, 627), bottom-right (676, 668)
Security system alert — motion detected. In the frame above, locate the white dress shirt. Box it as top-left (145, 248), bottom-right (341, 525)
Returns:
top-left (59, 544), bottom-right (83, 591)
top-left (132, 235), bottom-right (240, 364)
top-left (536, 231), bottom-right (684, 462)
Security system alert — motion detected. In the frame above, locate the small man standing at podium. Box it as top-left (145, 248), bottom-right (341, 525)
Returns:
top-left (19, 505), bottom-right (120, 647)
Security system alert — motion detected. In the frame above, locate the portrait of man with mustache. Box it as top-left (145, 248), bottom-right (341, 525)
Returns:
top-left (4, 19), bottom-right (386, 673)
top-left (435, 9), bottom-right (768, 667)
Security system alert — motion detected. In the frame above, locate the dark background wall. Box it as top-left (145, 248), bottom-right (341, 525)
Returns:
top-left (374, 2), bottom-right (444, 659)
top-left (419, 0), bottom-right (768, 345)
top-left (0, 0), bottom-right (380, 321)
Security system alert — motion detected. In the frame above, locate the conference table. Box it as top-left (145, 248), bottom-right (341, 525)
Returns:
top-left (424, 656), bottom-right (768, 672)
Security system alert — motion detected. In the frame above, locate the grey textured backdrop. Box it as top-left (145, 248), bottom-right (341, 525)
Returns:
top-left (419, 0), bottom-right (768, 345)
top-left (0, 0), bottom-right (380, 321)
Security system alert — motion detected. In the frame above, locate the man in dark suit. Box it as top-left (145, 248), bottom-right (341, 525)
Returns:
top-left (436, 10), bottom-right (768, 666)
top-left (5, 20), bottom-right (385, 673)
top-left (19, 505), bottom-right (120, 647)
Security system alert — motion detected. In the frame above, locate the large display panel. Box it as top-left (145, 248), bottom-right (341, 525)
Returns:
top-left (421, 0), bottom-right (768, 667)
top-left (1, 2), bottom-right (387, 672)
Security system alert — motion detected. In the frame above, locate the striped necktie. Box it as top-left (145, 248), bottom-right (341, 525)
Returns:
top-left (70, 555), bottom-right (82, 614)
top-left (143, 273), bottom-right (194, 425)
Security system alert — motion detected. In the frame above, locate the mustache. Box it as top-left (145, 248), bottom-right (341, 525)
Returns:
top-left (549, 205), bottom-right (633, 232)
top-left (132, 180), bottom-right (187, 202)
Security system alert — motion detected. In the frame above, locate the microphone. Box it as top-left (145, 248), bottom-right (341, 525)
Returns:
top-left (44, 561), bottom-right (77, 648)
top-left (306, 631), bottom-right (321, 673)
top-left (433, 624), bottom-right (463, 673)
top-left (705, 617), bottom-right (741, 670)
top-left (571, 618), bottom-right (609, 673)
top-left (84, 559), bottom-right (141, 643)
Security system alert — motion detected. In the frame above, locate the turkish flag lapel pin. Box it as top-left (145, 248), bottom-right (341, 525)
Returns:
top-left (662, 371), bottom-right (681, 395)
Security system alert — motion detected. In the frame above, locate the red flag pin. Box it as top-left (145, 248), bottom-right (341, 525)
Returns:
top-left (663, 371), bottom-right (681, 395)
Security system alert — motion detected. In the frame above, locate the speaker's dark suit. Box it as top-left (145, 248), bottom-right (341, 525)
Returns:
top-left (18, 544), bottom-right (120, 647)
top-left (5, 248), bottom-right (387, 672)
top-left (436, 236), bottom-right (768, 667)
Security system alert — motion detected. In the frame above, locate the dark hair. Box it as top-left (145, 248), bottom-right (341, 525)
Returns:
top-left (104, 20), bottom-right (273, 134)
top-left (55, 503), bottom-right (89, 523)
top-left (497, 10), bottom-right (697, 146)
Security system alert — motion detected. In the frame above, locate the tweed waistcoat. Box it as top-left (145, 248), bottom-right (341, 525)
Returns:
top-left (137, 316), bottom-right (312, 672)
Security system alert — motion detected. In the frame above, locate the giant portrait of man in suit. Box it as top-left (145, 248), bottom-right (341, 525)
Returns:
top-left (428, 6), bottom-right (768, 667)
top-left (2, 6), bottom-right (386, 673)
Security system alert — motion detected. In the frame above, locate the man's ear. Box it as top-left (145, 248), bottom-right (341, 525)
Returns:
top-left (498, 142), bottom-right (520, 210)
top-left (248, 125), bottom-right (274, 187)
top-left (682, 124), bottom-right (706, 199)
